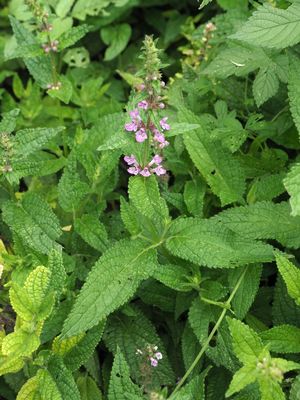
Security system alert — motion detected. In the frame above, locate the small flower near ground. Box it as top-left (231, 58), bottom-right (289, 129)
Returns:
top-left (160, 117), bottom-right (170, 131)
top-left (138, 100), bottom-right (149, 109)
top-left (135, 128), bottom-right (147, 143)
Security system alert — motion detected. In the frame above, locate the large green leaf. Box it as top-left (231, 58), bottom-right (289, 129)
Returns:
top-left (62, 239), bottom-right (157, 337)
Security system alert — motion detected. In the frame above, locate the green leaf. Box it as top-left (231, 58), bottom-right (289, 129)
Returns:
top-left (180, 108), bottom-right (245, 206)
top-left (77, 376), bottom-right (103, 400)
top-left (48, 249), bottom-right (67, 300)
top-left (12, 126), bottom-right (64, 158)
top-left (104, 306), bottom-right (175, 387)
top-left (101, 23), bottom-right (132, 61)
top-left (199, 0), bottom-right (213, 9)
top-left (227, 318), bottom-right (263, 364)
top-left (48, 355), bottom-right (81, 400)
top-left (74, 214), bottom-right (109, 252)
top-left (230, 3), bottom-right (300, 49)
top-left (288, 57), bottom-right (300, 140)
top-left (184, 178), bottom-right (205, 217)
top-left (59, 25), bottom-right (90, 50)
top-left (166, 218), bottom-right (274, 268)
top-left (229, 264), bottom-right (262, 319)
top-left (2, 330), bottom-right (40, 358)
top-left (172, 370), bottom-right (210, 400)
top-left (128, 175), bottom-right (170, 228)
top-left (153, 264), bottom-right (192, 292)
top-left (2, 193), bottom-right (61, 254)
top-left (290, 374), bottom-right (300, 400)
top-left (47, 76), bottom-right (73, 104)
top-left (108, 348), bottom-right (143, 400)
top-left (64, 321), bottom-right (105, 371)
top-left (120, 197), bottom-right (141, 236)
top-left (58, 151), bottom-right (90, 212)
top-left (37, 370), bottom-right (62, 400)
top-left (214, 201), bottom-right (300, 249)
top-left (203, 44), bottom-right (268, 79)
top-left (16, 374), bottom-right (39, 400)
top-left (275, 252), bottom-right (300, 306)
top-left (9, 16), bottom-right (52, 88)
top-left (0, 108), bottom-right (19, 133)
top-left (247, 172), bottom-right (285, 203)
top-left (226, 364), bottom-right (258, 397)
top-left (253, 65), bottom-right (279, 107)
top-left (258, 377), bottom-right (285, 400)
top-left (62, 239), bottom-right (157, 337)
top-left (260, 325), bottom-right (300, 353)
top-left (284, 163), bottom-right (300, 217)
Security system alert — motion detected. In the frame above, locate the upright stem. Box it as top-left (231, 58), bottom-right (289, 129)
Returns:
top-left (168, 266), bottom-right (248, 398)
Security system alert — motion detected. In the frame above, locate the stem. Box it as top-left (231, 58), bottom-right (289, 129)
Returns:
top-left (168, 266), bottom-right (248, 398)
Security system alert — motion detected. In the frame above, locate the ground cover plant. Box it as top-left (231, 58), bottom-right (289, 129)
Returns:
top-left (2, 0), bottom-right (300, 398)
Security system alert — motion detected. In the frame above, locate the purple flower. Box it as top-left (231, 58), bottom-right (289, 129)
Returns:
top-left (160, 117), bottom-right (170, 131)
top-left (155, 352), bottom-right (163, 360)
top-left (135, 128), bottom-right (147, 143)
top-left (153, 130), bottom-right (166, 144)
top-left (138, 100), bottom-right (149, 110)
top-left (128, 166), bottom-right (140, 175)
top-left (125, 121), bottom-right (138, 132)
top-left (149, 154), bottom-right (163, 166)
top-left (124, 155), bottom-right (137, 166)
top-left (140, 167), bottom-right (151, 177)
top-left (129, 109), bottom-right (140, 119)
top-left (152, 165), bottom-right (166, 176)
top-left (150, 357), bottom-right (158, 367)
top-left (159, 140), bottom-right (169, 149)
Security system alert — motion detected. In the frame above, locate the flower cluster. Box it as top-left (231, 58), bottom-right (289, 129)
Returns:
top-left (42, 39), bottom-right (59, 53)
top-left (123, 36), bottom-right (169, 177)
top-left (136, 345), bottom-right (163, 368)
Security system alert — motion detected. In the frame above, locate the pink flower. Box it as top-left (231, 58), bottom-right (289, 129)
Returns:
top-left (150, 357), bottom-right (158, 367)
top-left (128, 166), bottom-right (140, 175)
top-left (149, 155), bottom-right (163, 166)
top-left (124, 155), bottom-right (137, 166)
top-left (125, 121), bottom-right (138, 132)
top-left (140, 167), bottom-right (151, 177)
top-left (159, 140), bottom-right (169, 149)
top-left (129, 109), bottom-right (140, 119)
top-left (153, 130), bottom-right (166, 144)
top-left (135, 128), bottom-right (147, 143)
top-left (155, 352), bottom-right (163, 360)
top-left (152, 165), bottom-right (166, 176)
top-left (138, 100), bottom-right (149, 110)
top-left (159, 103), bottom-right (165, 109)
top-left (160, 117), bottom-right (170, 131)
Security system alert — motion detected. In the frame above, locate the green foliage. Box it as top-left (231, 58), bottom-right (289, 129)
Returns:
top-left (2, 1), bottom-right (300, 398)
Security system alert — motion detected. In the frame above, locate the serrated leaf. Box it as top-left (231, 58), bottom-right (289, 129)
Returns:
top-left (214, 201), bottom-right (300, 249)
top-left (153, 264), bottom-right (192, 292)
top-left (128, 175), bottom-right (170, 230)
top-left (37, 370), bottom-right (62, 400)
top-left (62, 240), bottom-right (157, 337)
top-left (290, 374), bottom-right (300, 400)
top-left (172, 370), bottom-right (210, 400)
top-left (120, 197), bottom-right (141, 236)
top-left (184, 178), bottom-right (205, 217)
top-left (108, 348), bottom-right (143, 400)
top-left (227, 318), bottom-right (263, 364)
top-left (0, 355), bottom-right (24, 377)
top-left (203, 44), bottom-right (268, 79)
top-left (59, 25), bottom-right (89, 50)
top-left (12, 126), bottom-right (64, 158)
top-left (0, 108), bottom-right (19, 133)
top-left (47, 76), bottom-right (73, 104)
top-left (2, 330), bottom-right (40, 358)
top-left (77, 376), bottom-right (103, 400)
top-left (16, 375), bottom-right (39, 400)
top-left (2, 193), bottom-right (61, 254)
top-left (253, 65), bottom-right (279, 107)
top-left (275, 252), bottom-right (300, 306)
top-left (74, 214), bottom-right (108, 252)
top-left (226, 364), bottom-right (257, 397)
top-left (230, 3), bottom-right (300, 49)
top-left (166, 218), bottom-right (274, 268)
top-left (104, 307), bottom-right (174, 387)
top-left (229, 264), bottom-right (262, 319)
top-left (260, 325), bottom-right (300, 353)
top-left (9, 16), bottom-right (52, 88)
top-left (48, 355), bottom-right (80, 400)
top-left (180, 107), bottom-right (245, 206)
top-left (64, 321), bottom-right (105, 371)
top-left (284, 163), bottom-right (300, 216)
top-left (258, 377), bottom-right (285, 400)
top-left (247, 172), bottom-right (285, 203)
top-left (101, 23), bottom-right (132, 61)
top-left (48, 249), bottom-right (66, 300)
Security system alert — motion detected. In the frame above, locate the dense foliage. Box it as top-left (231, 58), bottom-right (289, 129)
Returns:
top-left (2, 0), bottom-right (300, 398)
